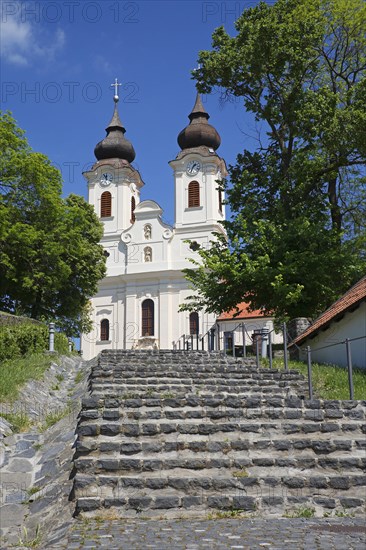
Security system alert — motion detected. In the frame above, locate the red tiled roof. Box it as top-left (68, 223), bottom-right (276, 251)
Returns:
top-left (290, 276), bottom-right (366, 346)
top-left (217, 302), bottom-right (266, 321)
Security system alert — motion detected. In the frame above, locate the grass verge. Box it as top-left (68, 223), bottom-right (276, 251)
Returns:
top-left (1, 412), bottom-right (32, 432)
top-left (0, 353), bottom-right (57, 402)
top-left (262, 357), bottom-right (366, 400)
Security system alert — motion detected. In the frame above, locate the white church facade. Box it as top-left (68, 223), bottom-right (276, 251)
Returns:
top-left (81, 86), bottom-right (228, 359)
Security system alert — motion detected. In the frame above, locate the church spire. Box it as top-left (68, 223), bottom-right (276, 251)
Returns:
top-left (177, 91), bottom-right (221, 151)
top-left (94, 78), bottom-right (136, 163)
top-left (189, 92), bottom-right (209, 120)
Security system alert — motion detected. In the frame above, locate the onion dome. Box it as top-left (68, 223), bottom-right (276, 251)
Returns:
top-left (94, 96), bottom-right (135, 163)
top-left (177, 93), bottom-right (221, 151)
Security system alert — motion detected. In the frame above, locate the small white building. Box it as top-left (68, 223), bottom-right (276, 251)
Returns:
top-left (289, 277), bottom-right (366, 370)
top-left (216, 302), bottom-right (283, 354)
top-left (81, 90), bottom-right (228, 359)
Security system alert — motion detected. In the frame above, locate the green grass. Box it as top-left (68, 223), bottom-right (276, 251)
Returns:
top-left (74, 370), bottom-right (84, 384)
top-left (232, 469), bottom-right (249, 478)
top-left (0, 353), bottom-right (57, 402)
top-left (40, 404), bottom-right (71, 431)
top-left (262, 357), bottom-right (366, 400)
top-left (207, 509), bottom-right (247, 519)
top-left (284, 507), bottom-right (315, 518)
top-left (1, 412), bottom-right (32, 432)
top-left (26, 486), bottom-right (41, 497)
top-left (17, 525), bottom-right (42, 548)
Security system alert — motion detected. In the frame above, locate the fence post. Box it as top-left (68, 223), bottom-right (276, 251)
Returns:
top-left (261, 328), bottom-right (269, 358)
top-left (49, 322), bottom-right (55, 353)
top-left (255, 337), bottom-right (260, 368)
top-left (345, 338), bottom-right (354, 400)
top-left (306, 346), bottom-right (313, 400)
top-left (268, 331), bottom-right (273, 369)
top-left (210, 328), bottom-right (215, 352)
top-left (232, 330), bottom-right (236, 358)
top-left (242, 323), bottom-right (246, 358)
top-left (283, 322), bottom-right (288, 372)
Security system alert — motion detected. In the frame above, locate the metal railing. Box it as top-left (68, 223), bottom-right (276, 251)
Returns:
top-left (303, 335), bottom-right (366, 400)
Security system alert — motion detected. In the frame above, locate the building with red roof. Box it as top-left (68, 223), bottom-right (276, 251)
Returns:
top-left (289, 277), bottom-right (366, 369)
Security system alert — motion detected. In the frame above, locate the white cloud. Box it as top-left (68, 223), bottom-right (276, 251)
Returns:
top-left (0, 5), bottom-right (65, 66)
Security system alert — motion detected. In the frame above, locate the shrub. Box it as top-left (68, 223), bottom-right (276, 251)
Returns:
top-left (0, 322), bottom-right (68, 362)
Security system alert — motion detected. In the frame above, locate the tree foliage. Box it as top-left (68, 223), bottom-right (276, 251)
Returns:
top-left (182, 0), bottom-right (366, 320)
top-left (0, 111), bottom-right (106, 335)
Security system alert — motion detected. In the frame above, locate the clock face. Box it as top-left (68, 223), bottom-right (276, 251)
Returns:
top-left (100, 173), bottom-right (113, 186)
top-left (186, 160), bottom-right (201, 176)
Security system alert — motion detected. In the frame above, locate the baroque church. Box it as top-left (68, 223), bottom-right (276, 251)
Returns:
top-left (81, 83), bottom-right (228, 360)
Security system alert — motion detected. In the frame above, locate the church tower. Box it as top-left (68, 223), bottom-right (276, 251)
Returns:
top-left (169, 93), bottom-right (227, 232)
top-left (83, 80), bottom-right (144, 248)
top-left (81, 83), bottom-right (227, 358)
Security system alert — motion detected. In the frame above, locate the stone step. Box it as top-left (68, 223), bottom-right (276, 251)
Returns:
top-left (79, 406), bottom-right (365, 423)
top-left (75, 473), bottom-right (366, 517)
top-left (89, 384), bottom-right (307, 396)
top-left (75, 436), bottom-right (366, 456)
top-left (76, 495), bottom-right (366, 519)
top-left (72, 350), bottom-right (366, 519)
top-left (76, 419), bottom-right (366, 438)
top-left (90, 374), bottom-right (306, 384)
top-left (93, 364), bottom-right (303, 379)
top-left (74, 454), bottom-right (366, 474)
top-left (74, 472), bottom-right (366, 495)
top-left (81, 395), bottom-right (366, 411)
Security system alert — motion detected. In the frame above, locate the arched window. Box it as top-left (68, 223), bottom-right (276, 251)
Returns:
top-left (100, 319), bottom-right (109, 341)
top-left (100, 191), bottom-right (112, 218)
top-left (189, 312), bottom-right (199, 335)
top-left (142, 299), bottom-right (154, 336)
top-left (188, 181), bottom-right (200, 208)
top-left (131, 196), bottom-right (136, 223)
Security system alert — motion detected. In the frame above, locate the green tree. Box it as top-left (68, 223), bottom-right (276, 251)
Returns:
top-left (182, 0), bottom-right (366, 320)
top-left (0, 111), bottom-right (106, 335)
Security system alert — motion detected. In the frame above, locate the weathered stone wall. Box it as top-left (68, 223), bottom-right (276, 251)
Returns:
top-left (288, 317), bottom-right (311, 359)
top-left (0, 312), bottom-right (42, 326)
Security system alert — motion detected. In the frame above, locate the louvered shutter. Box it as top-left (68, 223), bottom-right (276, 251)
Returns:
top-left (100, 192), bottom-right (112, 217)
top-left (188, 181), bottom-right (200, 207)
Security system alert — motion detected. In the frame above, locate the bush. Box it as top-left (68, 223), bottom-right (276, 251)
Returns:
top-left (0, 322), bottom-right (68, 362)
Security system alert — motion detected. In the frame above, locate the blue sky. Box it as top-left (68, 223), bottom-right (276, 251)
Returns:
top-left (1, 0), bottom-right (274, 225)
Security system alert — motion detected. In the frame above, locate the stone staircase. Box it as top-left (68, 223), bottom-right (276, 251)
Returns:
top-left (72, 350), bottom-right (366, 519)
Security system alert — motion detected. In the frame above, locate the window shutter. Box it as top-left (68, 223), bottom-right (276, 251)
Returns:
top-left (188, 181), bottom-right (200, 207)
top-left (101, 192), bottom-right (112, 218)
